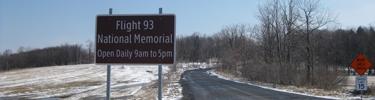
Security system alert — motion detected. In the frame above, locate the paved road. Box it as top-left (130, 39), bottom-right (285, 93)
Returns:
top-left (180, 69), bottom-right (331, 100)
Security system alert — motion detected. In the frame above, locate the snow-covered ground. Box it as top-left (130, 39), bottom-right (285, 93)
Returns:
top-left (162, 74), bottom-right (183, 100)
top-left (0, 64), bottom-right (169, 99)
top-left (6, 62), bottom-right (361, 99)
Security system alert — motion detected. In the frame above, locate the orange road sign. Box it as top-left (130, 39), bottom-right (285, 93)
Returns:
top-left (351, 53), bottom-right (373, 75)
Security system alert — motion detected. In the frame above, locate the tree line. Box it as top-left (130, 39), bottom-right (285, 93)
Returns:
top-left (176, 0), bottom-right (375, 89)
top-left (0, 41), bottom-right (94, 71)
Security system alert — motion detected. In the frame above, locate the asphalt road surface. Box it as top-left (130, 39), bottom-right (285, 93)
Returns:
top-left (180, 69), bottom-right (331, 100)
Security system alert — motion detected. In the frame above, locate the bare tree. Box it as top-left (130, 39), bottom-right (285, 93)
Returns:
top-left (281, 0), bottom-right (299, 64)
top-left (86, 40), bottom-right (94, 63)
top-left (2, 49), bottom-right (12, 70)
top-left (256, 0), bottom-right (334, 85)
top-left (298, 0), bottom-right (334, 85)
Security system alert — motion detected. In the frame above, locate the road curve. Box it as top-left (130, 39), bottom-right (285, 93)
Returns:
top-left (180, 69), bottom-right (331, 100)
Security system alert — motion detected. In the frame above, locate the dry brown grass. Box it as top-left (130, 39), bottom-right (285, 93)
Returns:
top-left (128, 81), bottom-right (158, 100)
top-left (220, 62), bottom-right (347, 90)
top-left (129, 65), bottom-right (181, 100)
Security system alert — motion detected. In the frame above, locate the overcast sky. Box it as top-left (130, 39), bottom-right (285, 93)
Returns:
top-left (1, 0), bottom-right (375, 52)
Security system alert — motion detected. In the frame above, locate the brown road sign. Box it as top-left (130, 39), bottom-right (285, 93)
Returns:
top-left (95, 14), bottom-right (175, 64)
top-left (351, 53), bottom-right (373, 75)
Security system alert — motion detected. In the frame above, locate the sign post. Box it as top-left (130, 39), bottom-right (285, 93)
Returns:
top-left (158, 8), bottom-right (163, 100)
top-left (96, 8), bottom-right (175, 100)
top-left (351, 52), bottom-right (373, 97)
top-left (106, 8), bottom-right (112, 100)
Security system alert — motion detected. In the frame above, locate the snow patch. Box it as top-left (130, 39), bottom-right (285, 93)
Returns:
top-left (0, 64), bottom-right (170, 99)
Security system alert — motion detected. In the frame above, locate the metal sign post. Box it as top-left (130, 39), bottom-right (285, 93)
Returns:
top-left (106, 8), bottom-right (112, 100)
top-left (158, 7), bottom-right (163, 100)
top-left (106, 64), bottom-right (111, 100)
top-left (158, 64), bottom-right (162, 100)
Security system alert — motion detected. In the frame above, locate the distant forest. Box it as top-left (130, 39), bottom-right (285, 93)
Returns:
top-left (0, 41), bottom-right (94, 71)
top-left (177, 26), bottom-right (375, 68)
